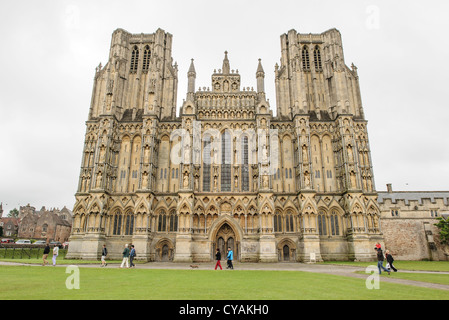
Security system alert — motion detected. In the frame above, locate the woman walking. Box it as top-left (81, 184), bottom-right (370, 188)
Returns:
top-left (214, 248), bottom-right (222, 270)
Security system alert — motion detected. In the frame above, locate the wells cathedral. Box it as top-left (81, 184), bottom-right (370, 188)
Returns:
top-left (67, 28), bottom-right (384, 263)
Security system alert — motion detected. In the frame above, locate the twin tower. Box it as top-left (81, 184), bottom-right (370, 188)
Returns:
top-left (67, 28), bottom-right (382, 263)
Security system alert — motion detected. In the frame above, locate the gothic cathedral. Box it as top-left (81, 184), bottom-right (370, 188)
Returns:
top-left (67, 28), bottom-right (383, 262)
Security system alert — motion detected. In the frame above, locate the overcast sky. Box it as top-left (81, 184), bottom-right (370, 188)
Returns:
top-left (1, 0), bottom-right (448, 217)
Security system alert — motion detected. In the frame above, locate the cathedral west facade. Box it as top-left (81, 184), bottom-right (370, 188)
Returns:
top-left (66, 28), bottom-right (383, 262)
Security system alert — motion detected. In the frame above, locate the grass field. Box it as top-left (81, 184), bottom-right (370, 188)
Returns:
top-left (0, 264), bottom-right (448, 300)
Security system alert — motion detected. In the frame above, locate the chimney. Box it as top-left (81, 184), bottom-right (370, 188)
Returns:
top-left (386, 183), bottom-right (392, 193)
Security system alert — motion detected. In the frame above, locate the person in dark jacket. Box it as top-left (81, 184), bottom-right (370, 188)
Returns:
top-left (129, 245), bottom-right (136, 268)
top-left (120, 244), bottom-right (130, 268)
top-left (376, 247), bottom-right (390, 275)
top-left (214, 248), bottom-right (222, 270)
top-left (42, 243), bottom-right (50, 266)
top-left (385, 250), bottom-right (398, 272)
top-left (101, 244), bottom-right (108, 267)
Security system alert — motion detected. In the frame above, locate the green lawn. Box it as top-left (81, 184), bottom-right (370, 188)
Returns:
top-left (0, 265), bottom-right (448, 300)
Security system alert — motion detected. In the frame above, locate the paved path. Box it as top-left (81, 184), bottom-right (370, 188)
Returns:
top-left (1, 261), bottom-right (449, 291)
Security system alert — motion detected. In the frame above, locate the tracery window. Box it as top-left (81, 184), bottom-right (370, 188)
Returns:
top-left (203, 137), bottom-right (211, 191)
top-left (274, 211), bottom-right (282, 232)
top-left (314, 46), bottom-right (322, 71)
top-left (158, 210), bottom-right (166, 232)
top-left (142, 45), bottom-right (150, 72)
top-left (221, 131), bottom-right (231, 191)
top-left (285, 210), bottom-right (294, 232)
top-left (318, 211), bottom-right (327, 235)
top-left (302, 46), bottom-right (310, 71)
top-left (330, 211), bottom-right (339, 236)
top-left (241, 136), bottom-right (249, 191)
top-left (124, 213), bottom-right (134, 235)
top-left (130, 45), bottom-right (139, 73)
top-left (113, 211), bottom-right (122, 235)
top-left (169, 210), bottom-right (178, 232)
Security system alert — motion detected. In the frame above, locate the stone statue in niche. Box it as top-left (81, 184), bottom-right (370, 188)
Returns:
top-left (96, 171), bottom-right (102, 188)
top-left (304, 171), bottom-right (310, 187)
top-left (142, 172), bottom-right (148, 188)
top-left (350, 171), bottom-right (356, 188)
top-left (183, 172), bottom-right (189, 188)
top-left (302, 145), bottom-right (308, 162)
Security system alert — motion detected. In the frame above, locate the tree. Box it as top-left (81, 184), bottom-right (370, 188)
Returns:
top-left (7, 208), bottom-right (19, 218)
top-left (434, 217), bottom-right (449, 246)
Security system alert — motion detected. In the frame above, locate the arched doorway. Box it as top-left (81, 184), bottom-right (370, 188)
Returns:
top-left (214, 223), bottom-right (237, 261)
top-left (277, 239), bottom-right (296, 262)
top-left (155, 239), bottom-right (174, 262)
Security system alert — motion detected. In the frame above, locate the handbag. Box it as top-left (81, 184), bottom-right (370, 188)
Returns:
top-left (386, 262), bottom-right (390, 269)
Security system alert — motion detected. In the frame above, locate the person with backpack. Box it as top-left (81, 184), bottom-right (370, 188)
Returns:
top-left (385, 250), bottom-right (398, 272)
top-left (376, 247), bottom-right (390, 275)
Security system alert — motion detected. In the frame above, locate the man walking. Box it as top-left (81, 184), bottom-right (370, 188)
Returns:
top-left (376, 247), bottom-right (390, 275)
top-left (129, 245), bottom-right (136, 268)
top-left (101, 244), bottom-right (108, 267)
top-left (120, 244), bottom-right (130, 268)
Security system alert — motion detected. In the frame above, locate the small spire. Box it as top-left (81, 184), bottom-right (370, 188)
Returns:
top-left (188, 58), bottom-right (196, 75)
top-left (222, 51), bottom-right (230, 74)
top-left (257, 58), bottom-right (265, 74)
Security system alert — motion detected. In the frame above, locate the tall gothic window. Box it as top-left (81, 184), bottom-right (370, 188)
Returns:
top-left (203, 137), bottom-right (211, 191)
top-left (330, 211), bottom-right (340, 235)
top-left (302, 46), bottom-right (310, 71)
top-left (158, 210), bottom-right (166, 232)
top-left (274, 211), bottom-right (282, 232)
top-left (221, 131), bottom-right (231, 191)
top-left (130, 45), bottom-right (139, 73)
top-left (113, 211), bottom-right (122, 235)
top-left (241, 136), bottom-right (249, 191)
top-left (314, 46), bottom-right (322, 71)
top-left (318, 211), bottom-right (327, 235)
top-left (142, 45), bottom-right (151, 72)
top-left (169, 210), bottom-right (178, 232)
top-left (124, 214), bottom-right (134, 235)
top-left (285, 210), bottom-right (294, 232)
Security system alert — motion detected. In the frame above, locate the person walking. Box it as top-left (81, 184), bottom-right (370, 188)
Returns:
top-left (226, 247), bottom-right (234, 270)
top-left (376, 247), bottom-right (390, 275)
top-left (385, 250), bottom-right (398, 272)
top-left (52, 244), bottom-right (59, 266)
top-left (101, 244), bottom-right (108, 267)
top-left (129, 245), bottom-right (136, 268)
top-left (42, 243), bottom-right (50, 266)
top-left (120, 244), bottom-right (130, 268)
top-left (214, 248), bottom-right (222, 270)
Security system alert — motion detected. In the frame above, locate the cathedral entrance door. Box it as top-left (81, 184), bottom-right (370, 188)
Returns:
top-left (215, 223), bottom-right (237, 261)
top-left (283, 245), bottom-right (290, 261)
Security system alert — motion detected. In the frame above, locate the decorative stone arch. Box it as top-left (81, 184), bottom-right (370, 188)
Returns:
top-left (277, 238), bottom-right (297, 262)
top-left (154, 238), bottom-right (175, 262)
top-left (209, 215), bottom-right (243, 262)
